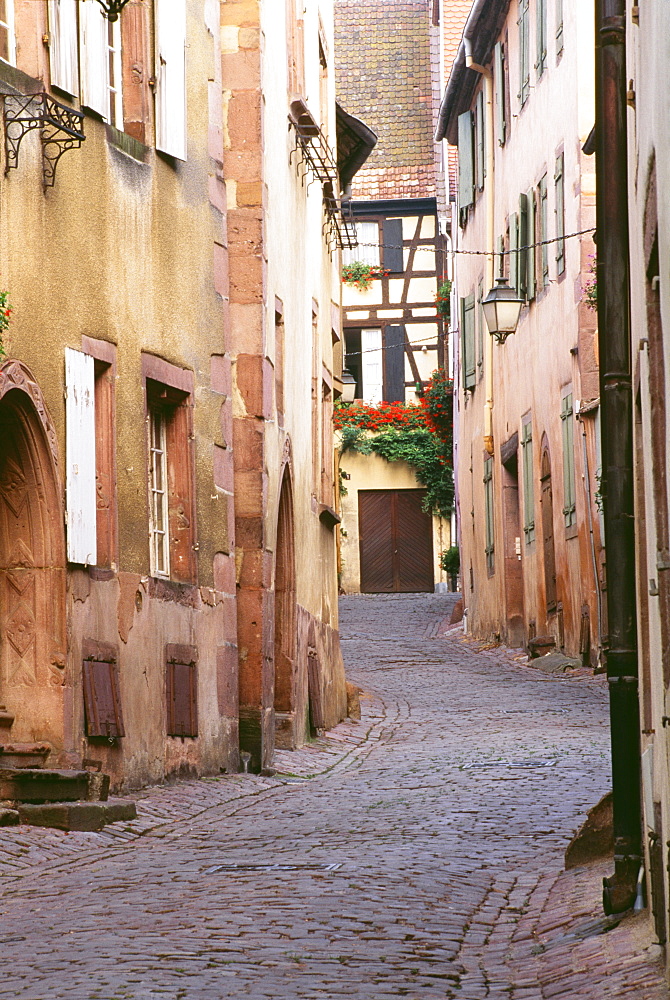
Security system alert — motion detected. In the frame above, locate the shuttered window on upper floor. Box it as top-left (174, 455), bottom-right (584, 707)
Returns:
top-left (461, 294), bottom-right (476, 391)
top-left (536, 0), bottom-right (547, 77)
top-left (474, 90), bottom-right (485, 191)
top-left (556, 0), bottom-right (564, 57)
top-left (518, 0), bottom-right (530, 107)
top-left (538, 174), bottom-right (549, 286)
top-left (0, 0), bottom-right (15, 65)
top-left (382, 219), bottom-right (404, 274)
top-left (48, 0), bottom-right (79, 97)
top-left (65, 348), bottom-right (97, 565)
top-left (79, 2), bottom-right (121, 124)
top-left (509, 211), bottom-right (519, 295)
top-left (494, 41), bottom-right (507, 146)
top-left (555, 152), bottom-right (566, 275)
top-left (155, 0), bottom-right (186, 160)
top-left (458, 110), bottom-right (474, 215)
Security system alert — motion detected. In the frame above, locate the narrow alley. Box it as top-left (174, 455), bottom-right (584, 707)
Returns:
top-left (0, 595), bottom-right (663, 999)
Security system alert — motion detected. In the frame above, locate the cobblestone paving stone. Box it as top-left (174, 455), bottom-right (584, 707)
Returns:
top-left (0, 593), bottom-right (665, 999)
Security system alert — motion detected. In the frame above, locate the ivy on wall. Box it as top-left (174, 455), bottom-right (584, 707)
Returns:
top-left (336, 371), bottom-right (454, 518)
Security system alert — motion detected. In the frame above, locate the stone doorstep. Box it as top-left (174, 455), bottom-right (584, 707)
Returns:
top-left (0, 768), bottom-right (110, 804)
top-left (17, 799), bottom-right (137, 833)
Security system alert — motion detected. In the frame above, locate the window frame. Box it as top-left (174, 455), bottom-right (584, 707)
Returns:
top-left (0, 0), bottom-right (16, 66)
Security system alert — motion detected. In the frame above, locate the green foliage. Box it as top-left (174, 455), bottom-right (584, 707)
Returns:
top-left (341, 424), bottom-right (453, 518)
top-left (583, 255), bottom-right (597, 311)
top-left (440, 546), bottom-right (460, 575)
top-left (0, 290), bottom-right (12, 358)
top-left (436, 280), bottom-right (452, 320)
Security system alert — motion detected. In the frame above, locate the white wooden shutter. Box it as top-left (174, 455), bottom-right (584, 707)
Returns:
top-left (361, 329), bottom-right (383, 405)
top-left (155, 0), bottom-right (186, 160)
top-left (48, 0), bottom-right (79, 97)
top-left (65, 348), bottom-right (97, 565)
top-left (79, 0), bottom-right (109, 119)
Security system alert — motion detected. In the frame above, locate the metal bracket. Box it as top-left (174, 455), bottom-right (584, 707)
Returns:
top-left (40, 94), bottom-right (85, 188)
top-left (3, 92), bottom-right (85, 188)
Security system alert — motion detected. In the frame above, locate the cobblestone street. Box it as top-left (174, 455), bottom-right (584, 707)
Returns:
top-left (0, 594), bottom-right (665, 999)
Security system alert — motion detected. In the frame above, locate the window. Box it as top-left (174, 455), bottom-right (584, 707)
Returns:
top-left (484, 456), bottom-right (495, 574)
top-left (494, 41), bottom-right (507, 146)
top-left (382, 219), bottom-right (404, 273)
top-left (166, 644), bottom-right (198, 738)
top-left (149, 408), bottom-right (170, 577)
top-left (538, 173), bottom-right (549, 287)
top-left (361, 328), bottom-right (383, 404)
top-left (343, 221), bottom-right (380, 268)
top-left (561, 391), bottom-right (576, 528)
top-left (155, 0), bottom-right (186, 160)
top-left (82, 639), bottom-right (125, 739)
top-left (518, 0), bottom-right (530, 107)
top-left (48, 0), bottom-right (79, 97)
top-left (461, 294), bottom-right (476, 391)
top-left (474, 89), bottom-right (485, 191)
top-left (143, 357), bottom-right (196, 584)
top-left (0, 0), bottom-right (15, 65)
top-left (536, 0), bottom-right (547, 77)
top-left (79, 1), bottom-right (122, 124)
top-left (476, 277), bottom-right (484, 376)
top-left (65, 348), bottom-right (97, 565)
top-left (457, 110), bottom-right (475, 215)
top-left (555, 152), bottom-right (566, 275)
top-left (286, 0), bottom-right (305, 97)
top-left (344, 329), bottom-right (362, 399)
top-left (556, 0), bottom-right (564, 57)
top-left (521, 417), bottom-right (535, 543)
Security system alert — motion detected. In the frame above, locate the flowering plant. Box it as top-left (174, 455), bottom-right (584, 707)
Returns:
top-left (435, 279), bottom-right (452, 320)
top-left (341, 261), bottom-right (389, 290)
top-left (583, 255), bottom-right (597, 311)
top-left (334, 399), bottom-right (429, 432)
top-left (0, 290), bottom-right (12, 358)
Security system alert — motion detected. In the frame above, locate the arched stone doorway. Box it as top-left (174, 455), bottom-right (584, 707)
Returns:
top-left (273, 467), bottom-right (297, 749)
top-left (540, 439), bottom-right (557, 616)
top-left (0, 361), bottom-right (67, 753)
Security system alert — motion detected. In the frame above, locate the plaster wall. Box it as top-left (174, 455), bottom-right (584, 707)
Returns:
top-left (452, 2), bottom-right (602, 657)
top-left (339, 449), bottom-right (450, 594)
top-left (0, 0), bottom-right (238, 788)
top-left (625, 0), bottom-right (670, 963)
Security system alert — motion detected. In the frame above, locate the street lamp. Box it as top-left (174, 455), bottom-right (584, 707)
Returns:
top-left (94, 0), bottom-right (132, 21)
top-left (482, 277), bottom-right (524, 344)
top-left (340, 368), bottom-right (357, 404)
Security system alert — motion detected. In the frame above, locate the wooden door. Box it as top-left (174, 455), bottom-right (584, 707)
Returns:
top-left (358, 489), bottom-right (433, 593)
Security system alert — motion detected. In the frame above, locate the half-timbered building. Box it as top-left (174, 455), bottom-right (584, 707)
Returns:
top-left (334, 0), bottom-right (453, 595)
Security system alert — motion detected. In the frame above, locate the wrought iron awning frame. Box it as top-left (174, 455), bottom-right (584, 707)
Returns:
top-left (288, 102), bottom-right (359, 254)
top-left (3, 92), bottom-right (85, 188)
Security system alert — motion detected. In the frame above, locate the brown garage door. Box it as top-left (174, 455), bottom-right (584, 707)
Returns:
top-left (358, 489), bottom-right (434, 593)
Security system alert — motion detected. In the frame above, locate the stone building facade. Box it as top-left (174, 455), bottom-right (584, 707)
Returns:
top-left (438, 0), bottom-right (603, 660)
top-left (625, 0), bottom-right (670, 961)
top-left (0, 0), bottom-right (347, 791)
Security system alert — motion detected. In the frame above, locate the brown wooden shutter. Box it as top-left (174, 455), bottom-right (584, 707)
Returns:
top-left (384, 326), bottom-right (406, 402)
top-left (166, 643), bottom-right (198, 737)
top-left (383, 219), bottom-right (404, 273)
top-left (82, 639), bottom-right (125, 738)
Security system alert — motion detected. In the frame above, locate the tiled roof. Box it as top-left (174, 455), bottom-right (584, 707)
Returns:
top-left (334, 0), bottom-right (437, 201)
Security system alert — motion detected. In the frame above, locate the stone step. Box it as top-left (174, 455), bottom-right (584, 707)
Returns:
top-left (0, 768), bottom-right (110, 804)
top-left (18, 799), bottom-right (137, 832)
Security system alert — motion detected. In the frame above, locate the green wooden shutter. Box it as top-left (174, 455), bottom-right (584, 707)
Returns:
top-left (475, 90), bottom-right (485, 190)
top-left (526, 188), bottom-right (536, 300)
top-left (461, 294), bottom-right (476, 390)
top-left (536, 0), bottom-right (547, 76)
top-left (496, 234), bottom-right (505, 279)
top-left (509, 212), bottom-right (519, 294)
top-left (521, 419), bottom-right (535, 543)
top-left (555, 153), bottom-right (565, 274)
top-left (518, 0), bottom-right (530, 106)
top-left (561, 393), bottom-right (576, 527)
top-left (476, 277), bottom-right (484, 375)
top-left (484, 457), bottom-right (494, 573)
top-left (383, 218), bottom-right (404, 274)
top-left (494, 42), bottom-right (506, 145)
top-left (518, 194), bottom-right (528, 299)
top-left (458, 111), bottom-right (475, 210)
top-left (556, 0), bottom-right (564, 55)
top-left (539, 174), bottom-right (548, 285)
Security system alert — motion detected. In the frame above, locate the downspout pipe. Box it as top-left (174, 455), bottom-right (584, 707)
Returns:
top-left (595, 0), bottom-right (642, 915)
top-left (463, 36), bottom-right (495, 457)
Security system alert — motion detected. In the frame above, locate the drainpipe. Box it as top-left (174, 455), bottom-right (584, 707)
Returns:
top-left (595, 0), bottom-right (641, 915)
top-left (463, 35), bottom-right (495, 456)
